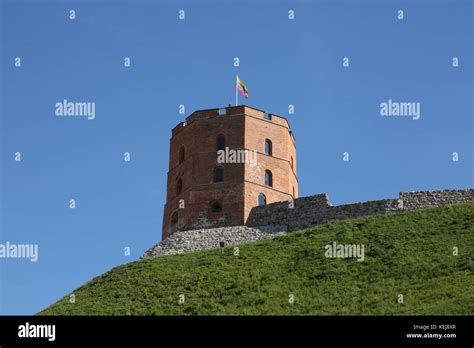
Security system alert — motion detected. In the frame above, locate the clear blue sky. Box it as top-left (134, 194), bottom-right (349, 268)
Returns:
top-left (0, 0), bottom-right (472, 314)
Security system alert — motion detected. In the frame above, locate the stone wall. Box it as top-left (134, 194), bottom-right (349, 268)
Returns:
top-left (247, 189), bottom-right (473, 232)
top-left (143, 189), bottom-right (473, 259)
top-left (245, 194), bottom-right (330, 229)
top-left (141, 226), bottom-right (286, 259)
top-left (287, 198), bottom-right (401, 231)
top-left (399, 189), bottom-right (474, 210)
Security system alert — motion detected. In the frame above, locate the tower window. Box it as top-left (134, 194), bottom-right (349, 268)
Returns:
top-left (264, 139), bottom-right (272, 156)
top-left (177, 178), bottom-right (183, 195)
top-left (265, 170), bottom-right (273, 187)
top-left (170, 212), bottom-right (179, 234)
top-left (214, 166), bottom-right (224, 182)
top-left (171, 212), bottom-right (178, 225)
top-left (210, 201), bottom-right (222, 213)
top-left (291, 156), bottom-right (294, 170)
top-left (217, 135), bottom-right (226, 151)
top-left (258, 193), bottom-right (266, 206)
top-left (179, 146), bottom-right (185, 164)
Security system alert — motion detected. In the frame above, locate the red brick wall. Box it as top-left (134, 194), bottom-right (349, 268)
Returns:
top-left (162, 106), bottom-right (298, 239)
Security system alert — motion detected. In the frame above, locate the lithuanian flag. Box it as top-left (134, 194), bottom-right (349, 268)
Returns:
top-left (236, 75), bottom-right (249, 98)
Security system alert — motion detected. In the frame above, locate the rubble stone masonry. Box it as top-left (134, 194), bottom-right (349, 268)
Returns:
top-left (143, 189), bottom-right (473, 259)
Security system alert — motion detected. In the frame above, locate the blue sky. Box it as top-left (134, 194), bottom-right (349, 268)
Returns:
top-left (0, 0), bottom-right (472, 314)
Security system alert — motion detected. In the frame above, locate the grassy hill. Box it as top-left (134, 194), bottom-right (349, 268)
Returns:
top-left (39, 203), bottom-right (474, 315)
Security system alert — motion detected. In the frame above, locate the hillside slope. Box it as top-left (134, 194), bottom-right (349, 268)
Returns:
top-left (39, 203), bottom-right (474, 315)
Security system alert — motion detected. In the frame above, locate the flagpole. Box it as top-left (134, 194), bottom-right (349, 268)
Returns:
top-left (235, 75), bottom-right (238, 106)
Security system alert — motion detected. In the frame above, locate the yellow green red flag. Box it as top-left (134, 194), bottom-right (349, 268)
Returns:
top-left (236, 75), bottom-right (249, 98)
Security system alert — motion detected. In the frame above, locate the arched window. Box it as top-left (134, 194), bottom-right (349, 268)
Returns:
top-left (179, 146), bottom-right (185, 164)
top-left (217, 135), bottom-right (226, 151)
top-left (171, 212), bottom-right (178, 225)
top-left (170, 212), bottom-right (179, 234)
top-left (214, 166), bottom-right (224, 182)
top-left (291, 156), bottom-right (294, 170)
top-left (264, 139), bottom-right (272, 156)
top-left (210, 201), bottom-right (222, 213)
top-left (265, 170), bottom-right (273, 187)
top-left (177, 178), bottom-right (182, 195)
top-left (258, 193), bottom-right (266, 206)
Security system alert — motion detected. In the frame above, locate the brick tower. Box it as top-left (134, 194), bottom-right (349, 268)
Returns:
top-left (162, 105), bottom-right (298, 239)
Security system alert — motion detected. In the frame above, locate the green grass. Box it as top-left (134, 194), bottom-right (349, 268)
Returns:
top-left (39, 203), bottom-right (474, 315)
